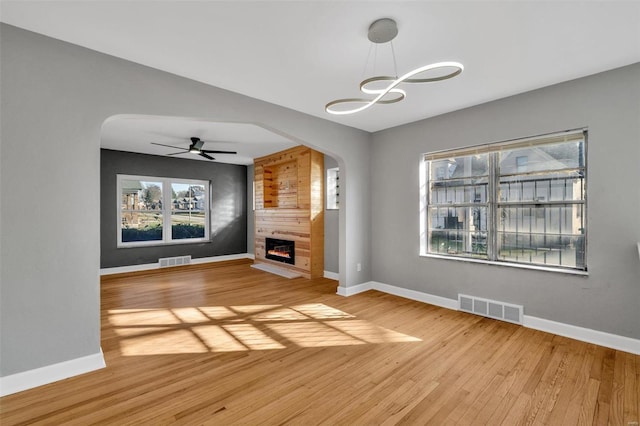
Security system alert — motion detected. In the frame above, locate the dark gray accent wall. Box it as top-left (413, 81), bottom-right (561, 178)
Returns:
top-left (101, 149), bottom-right (247, 268)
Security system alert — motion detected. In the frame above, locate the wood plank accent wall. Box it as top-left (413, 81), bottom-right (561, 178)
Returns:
top-left (254, 146), bottom-right (324, 279)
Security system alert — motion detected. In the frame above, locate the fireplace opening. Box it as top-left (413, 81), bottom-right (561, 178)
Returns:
top-left (265, 238), bottom-right (295, 265)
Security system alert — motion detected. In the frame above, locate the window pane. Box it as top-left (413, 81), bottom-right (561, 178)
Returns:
top-left (499, 171), bottom-right (584, 202)
top-left (430, 178), bottom-right (488, 204)
top-left (326, 167), bottom-right (340, 209)
top-left (497, 204), bottom-right (585, 268)
top-left (121, 212), bottom-right (163, 242)
top-left (428, 206), bottom-right (488, 257)
top-left (429, 154), bottom-right (489, 181)
top-left (499, 140), bottom-right (585, 174)
top-left (121, 180), bottom-right (163, 243)
top-left (171, 183), bottom-right (206, 240)
top-left (424, 132), bottom-right (586, 271)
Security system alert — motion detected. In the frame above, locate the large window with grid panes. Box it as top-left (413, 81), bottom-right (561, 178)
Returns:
top-left (117, 174), bottom-right (210, 247)
top-left (421, 130), bottom-right (586, 271)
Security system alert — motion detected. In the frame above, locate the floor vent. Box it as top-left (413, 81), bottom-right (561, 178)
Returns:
top-left (159, 255), bottom-right (192, 268)
top-left (458, 294), bottom-right (523, 325)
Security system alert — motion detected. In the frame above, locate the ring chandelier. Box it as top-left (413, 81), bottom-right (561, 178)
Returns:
top-left (325, 18), bottom-right (464, 116)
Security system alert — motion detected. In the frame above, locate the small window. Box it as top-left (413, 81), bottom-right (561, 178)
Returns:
top-left (422, 130), bottom-right (587, 271)
top-left (327, 167), bottom-right (340, 210)
top-left (516, 156), bottom-right (528, 172)
top-left (117, 175), bottom-right (210, 247)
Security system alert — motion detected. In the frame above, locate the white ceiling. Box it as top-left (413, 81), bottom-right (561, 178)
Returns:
top-left (101, 116), bottom-right (298, 165)
top-left (2, 1), bottom-right (639, 163)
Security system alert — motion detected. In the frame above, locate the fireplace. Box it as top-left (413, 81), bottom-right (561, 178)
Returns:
top-left (265, 238), bottom-right (295, 265)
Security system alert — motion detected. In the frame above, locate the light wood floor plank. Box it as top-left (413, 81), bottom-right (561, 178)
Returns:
top-left (1, 260), bottom-right (638, 425)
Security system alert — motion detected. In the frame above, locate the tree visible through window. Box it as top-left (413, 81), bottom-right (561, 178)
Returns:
top-left (118, 175), bottom-right (210, 246)
top-left (422, 130), bottom-right (586, 271)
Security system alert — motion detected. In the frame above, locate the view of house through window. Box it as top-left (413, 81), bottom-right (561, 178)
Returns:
top-left (422, 130), bottom-right (586, 271)
top-left (118, 175), bottom-right (210, 246)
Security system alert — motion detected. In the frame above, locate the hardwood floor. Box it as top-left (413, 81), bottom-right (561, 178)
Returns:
top-left (1, 259), bottom-right (638, 425)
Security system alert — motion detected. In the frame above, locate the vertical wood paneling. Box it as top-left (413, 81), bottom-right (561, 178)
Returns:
top-left (310, 150), bottom-right (324, 278)
top-left (253, 146), bottom-right (324, 278)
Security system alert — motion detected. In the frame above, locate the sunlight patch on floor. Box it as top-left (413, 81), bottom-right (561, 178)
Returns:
top-left (121, 329), bottom-right (209, 355)
top-left (109, 308), bottom-right (181, 326)
top-left (198, 306), bottom-right (238, 320)
top-left (291, 303), bottom-right (355, 320)
top-left (172, 307), bottom-right (211, 323)
top-left (222, 324), bottom-right (286, 350)
top-left (249, 307), bottom-right (309, 322)
top-left (267, 322), bottom-right (366, 347)
top-left (108, 303), bottom-right (421, 356)
top-left (192, 325), bottom-right (249, 352)
top-left (326, 320), bottom-right (422, 344)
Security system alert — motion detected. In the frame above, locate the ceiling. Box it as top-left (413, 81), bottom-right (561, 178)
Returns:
top-left (2, 1), bottom-right (639, 163)
top-left (101, 116), bottom-right (298, 165)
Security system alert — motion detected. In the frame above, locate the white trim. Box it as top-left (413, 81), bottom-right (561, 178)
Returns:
top-left (0, 349), bottom-right (106, 397)
top-left (100, 253), bottom-right (254, 276)
top-left (419, 253), bottom-right (589, 276)
top-left (336, 281), bottom-right (373, 296)
top-left (523, 316), bottom-right (640, 355)
top-left (373, 282), bottom-right (459, 310)
top-left (323, 271), bottom-right (339, 281)
top-left (338, 280), bottom-right (640, 355)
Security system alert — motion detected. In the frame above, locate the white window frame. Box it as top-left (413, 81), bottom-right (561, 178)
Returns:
top-left (420, 129), bottom-right (587, 273)
top-left (326, 167), bottom-right (340, 210)
top-left (117, 174), bottom-right (210, 248)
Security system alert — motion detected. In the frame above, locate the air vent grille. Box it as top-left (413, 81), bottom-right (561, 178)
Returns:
top-left (458, 294), bottom-right (523, 325)
top-left (159, 255), bottom-right (192, 268)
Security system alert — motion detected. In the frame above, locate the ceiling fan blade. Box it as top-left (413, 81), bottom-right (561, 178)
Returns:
top-left (167, 151), bottom-right (189, 156)
top-left (199, 152), bottom-right (215, 160)
top-left (151, 142), bottom-right (186, 150)
top-left (200, 149), bottom-right (237, 154)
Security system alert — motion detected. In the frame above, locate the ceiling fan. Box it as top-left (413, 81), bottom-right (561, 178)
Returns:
top-left (151, 137), bottom-right (237, 160)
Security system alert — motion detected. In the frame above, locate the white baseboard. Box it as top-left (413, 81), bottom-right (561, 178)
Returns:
top-left (523, 315), bottom-right (640, 355)
top-left (0, 349), bottom-right (106, 397)
top-left (338, 280), bottom-right (640, 355)
top-left (323, 271), bottom-right (339, 281)
top-left (100, 253), bottom-right (254, 276)
top-left (372, 282), bottom-right (459, 310)
top-left (336, 281), bottom-right (373, 296)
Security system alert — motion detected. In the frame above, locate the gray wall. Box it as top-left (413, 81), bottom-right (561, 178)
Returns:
top-left (4, 20), bottom-right (635, 383)
top-left (324, 155), bottom-right (339, 274)
top-left (371, 63), bottom-right (640, 340)
top-left (100, 149), bottom-right (247, 268)
top-left (1, 24), bottom-right (371, 377)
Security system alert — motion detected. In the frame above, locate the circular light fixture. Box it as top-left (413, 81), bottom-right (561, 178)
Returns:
top-left (326, 62), bottom-right (464, 115)
top-left (325, 18), bottom-right (464, 116)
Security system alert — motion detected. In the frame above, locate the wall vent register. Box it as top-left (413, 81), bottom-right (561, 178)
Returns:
top-left (458, 294), bottom-right (523, 325)
top-left (159, 255), bottom-right (192, 268)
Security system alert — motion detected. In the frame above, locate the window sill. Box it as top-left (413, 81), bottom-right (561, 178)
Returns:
top-left (118, 239), bottom-right (211, 249)
top-left (419, 253), bottom-right (588, 276)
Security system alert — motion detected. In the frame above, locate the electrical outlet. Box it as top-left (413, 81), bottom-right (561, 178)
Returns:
top-left (356, 263), bottom-right (362, 272)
